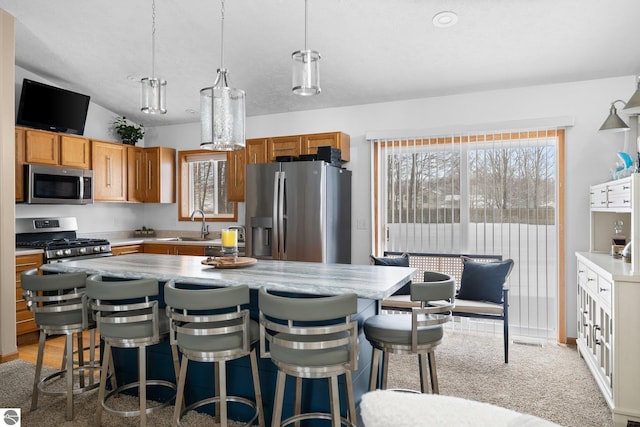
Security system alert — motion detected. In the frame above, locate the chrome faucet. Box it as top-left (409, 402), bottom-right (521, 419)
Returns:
top-left (190, 209), bottom-right (209, 239)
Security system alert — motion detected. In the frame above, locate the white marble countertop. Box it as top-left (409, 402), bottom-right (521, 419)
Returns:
top-left (40, 253), bottom-right (416, 300)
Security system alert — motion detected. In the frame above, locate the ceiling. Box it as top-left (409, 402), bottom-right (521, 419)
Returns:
top-left (2, 0), bottom-right (640, 128)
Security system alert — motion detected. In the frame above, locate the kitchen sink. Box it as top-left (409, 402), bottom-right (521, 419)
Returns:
top-left (155, 236), bottom-right (212, 242)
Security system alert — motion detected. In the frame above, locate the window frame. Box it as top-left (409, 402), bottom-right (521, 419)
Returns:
top-left (177, 149), bottom-right (237, 222)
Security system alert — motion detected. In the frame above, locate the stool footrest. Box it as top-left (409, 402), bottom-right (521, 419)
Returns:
top-left (37, 364), bottom-right (102, 396)
top-left (177, 395), bottom-right (259, 427)
top-left (102, 379), bottom-right (176, 418)
top-left (281, 412), bottom-right (355, 427)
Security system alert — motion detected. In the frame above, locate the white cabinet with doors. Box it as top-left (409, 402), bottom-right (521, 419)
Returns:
top-left (576, 173), bottom-right (640, 426)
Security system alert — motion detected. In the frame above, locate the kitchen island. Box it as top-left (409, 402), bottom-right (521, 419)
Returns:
top-left (42, 254), bottom-right (416, 424)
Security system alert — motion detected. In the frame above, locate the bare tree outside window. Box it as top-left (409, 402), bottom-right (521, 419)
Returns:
top-left (375, 130), bottom-right (562, 338)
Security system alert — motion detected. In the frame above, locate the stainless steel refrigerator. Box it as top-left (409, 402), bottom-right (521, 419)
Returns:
top-left (245, 161), bottom-right (351, 263)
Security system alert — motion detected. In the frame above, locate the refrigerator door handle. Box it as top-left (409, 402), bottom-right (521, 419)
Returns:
top-left (272, 171), bottom-right (280, 259)
top-left (277, 170), bottom-right (286, 260)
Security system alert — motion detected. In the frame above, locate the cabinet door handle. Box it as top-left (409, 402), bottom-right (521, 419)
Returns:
top-left (587, 277), bottom-right (594, 282)
top-left (234, 155), bottom-right (238, 186)
top-left (107, 155), bottom-right (112, 186)
top-left (623, 185), bottom-right (630, 190)
top-left (148, 160), bottom-right (152, 190)
top-left (136, 159), bottom-right (140, 190)
top-left (623, 199), bottom-right (630, 204)
top-left (599, 287), bottom-right (609, 292)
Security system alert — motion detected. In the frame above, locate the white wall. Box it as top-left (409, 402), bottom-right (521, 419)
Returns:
top-left (146, 75), bottom-right (638, 338)
top-left (0, 9), bottom-right (16, 360)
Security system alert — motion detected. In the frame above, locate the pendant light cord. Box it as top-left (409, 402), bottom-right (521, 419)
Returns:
top-left (151, 0), bottom-right (156, 78)
top-left (220, 0), bottom-right (225, 70)
top-left (304, 0), bottom-right (308, 50)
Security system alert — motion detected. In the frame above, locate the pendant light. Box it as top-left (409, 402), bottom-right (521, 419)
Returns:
top-left (599, 100), bottom-right (630, 133)
top-left (292, 0), bottom-right (321, 96)
top-left (623, 75), bottom-right (640, 116)
top-left (141, 0), bottom-right (167, 114)
top-left (200, 0), bottom-right (246, 151)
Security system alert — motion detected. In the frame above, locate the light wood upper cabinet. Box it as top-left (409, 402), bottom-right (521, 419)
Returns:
top-left (127, 146), bottom-right (176, 203)
top-left (127, 146), bottom-right (145, 202)
top-left (268, 135), bottom-right (301, 162)
top-left (227, 149), bottom-right (246, 202)
top-left (246, 138), bottom-right (268, 164)
top-left (23, 128), bottom-right (91, 168)
top-left (145, 147), bottom-right (176, 203)
top-left (15, 127), bottom-right (25, 202)
top-left (60, 135), bottom-right (91, 169)
top-left (25, 129), bottom-right (59, 165)
top-left (92, 139), bottom-right (127, 202)
top-left (302, 132), bottom-right (350, 162)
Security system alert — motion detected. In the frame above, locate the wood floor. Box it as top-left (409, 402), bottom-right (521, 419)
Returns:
top-left (18, 331), bottom-right (100, 369)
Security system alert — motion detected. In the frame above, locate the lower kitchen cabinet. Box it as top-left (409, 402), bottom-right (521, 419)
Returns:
top-left (15, 253), bottom-right (43, 339)
top-left (111, 244), bottom-right (143, 256)
top-left (143, 243), bottom-right (207, 256)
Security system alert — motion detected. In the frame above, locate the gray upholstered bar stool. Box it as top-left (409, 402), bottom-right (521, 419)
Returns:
top-left (86, 275), bottom-right (179, 427)
top-left (364, 272), bottom-right (455, 394)
top-left (164, 282), bottom-right (264, 427)
top-left (21, 268), bottom-right (101, 421)
top-left (258, 288), bottom-right (358, 427)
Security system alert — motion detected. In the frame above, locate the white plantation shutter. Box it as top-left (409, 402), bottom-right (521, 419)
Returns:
top-left (370, 126), bottom-right (566, 339)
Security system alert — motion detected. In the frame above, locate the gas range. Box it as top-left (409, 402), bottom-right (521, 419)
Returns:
top-left (16, 217), bottom-right (112, 263)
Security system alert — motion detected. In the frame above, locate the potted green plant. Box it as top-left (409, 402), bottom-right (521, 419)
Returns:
top-left (113, 116), bottom-right (144, 145)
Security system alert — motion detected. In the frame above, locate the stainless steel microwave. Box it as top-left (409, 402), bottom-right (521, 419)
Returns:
top-left (24, 164), bottom-right (93, 204)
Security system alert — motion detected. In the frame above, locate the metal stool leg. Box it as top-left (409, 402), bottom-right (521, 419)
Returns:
top-left (139, 346), bottom-right (147, 427)
top-left (369, 348), bottom-right (381, 391)
top-left (344, 370), bottom-right (356, 425)
top-left (173, 356), bottom-right (188, 426)
top-left (65, 333), bottom-right (74, 420)
top-left (294, 377), bottom-right (302, 427)
top-left (95, 342), bottom-right (111, 426)
top-left (272, 370), bottom-right (286, 427)
top-left (328, 375), bottom-right (340, 427)
top-left (31, 330), bottom-right (46, 411)
top-left (381, 351), bottom-right (390, 389)
top-left (428, 350), bottom-right (439, 394)
top-left (418, 353), bottom-right (429, 393)
top-left (249, 349), bottom-right (265, 427)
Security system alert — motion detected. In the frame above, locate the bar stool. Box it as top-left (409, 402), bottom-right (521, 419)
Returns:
top-left (164, 281), bottom-right (264, 427)
top-left (86, 275), bottom-right (178, 427)
top-left (21, 268), bottom-right (101, 421)
top-left (258, 288), bottom-right (358, 427)
top-left (364, 272), bottom-right (455, 394)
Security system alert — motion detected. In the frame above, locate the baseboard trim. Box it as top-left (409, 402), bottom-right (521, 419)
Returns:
top-left (0, 351), bottom-right (19, 363)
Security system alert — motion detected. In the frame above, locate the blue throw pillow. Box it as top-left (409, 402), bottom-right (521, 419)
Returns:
top-left (457, 257), bottom-right (514, 304)
top-left (371, 253), bottom-right (411, 295)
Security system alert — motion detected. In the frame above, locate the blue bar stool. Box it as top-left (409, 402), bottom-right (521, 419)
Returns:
top-left (258, 288), bottom-right (359, 427)
top-left (86, 275), bottom-right (179, 427)
top-left (165, 281), bottom-right (264, 427)
top-left (21, 268), bottom-right (102, 421)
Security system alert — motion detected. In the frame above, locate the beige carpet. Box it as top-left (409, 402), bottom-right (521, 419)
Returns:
top-left (0, 329), bottom-right (612, 426)
top-left (386, 329), bottom-right (613, 427)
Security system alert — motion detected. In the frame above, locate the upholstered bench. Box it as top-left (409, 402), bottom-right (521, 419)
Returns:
top-left (375, 252), bottom-right (514, 363)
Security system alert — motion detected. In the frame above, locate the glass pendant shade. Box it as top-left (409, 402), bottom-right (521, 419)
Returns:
top-left (623, 79), bottom-right (640, 115)
top-left (141, 77), bottom-right (167, 114)
top-left (599, 102), bottom-right (630, 133)
top-left (200, 69), bottom-right (246, 151)
top-left (292, 49), bottom-right (321, 96)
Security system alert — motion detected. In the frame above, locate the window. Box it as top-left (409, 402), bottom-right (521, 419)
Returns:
top-left (371, 129), bottom-right (565, 339)
top-left (178, 150), bottom-right (237, 222)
